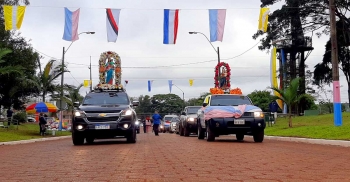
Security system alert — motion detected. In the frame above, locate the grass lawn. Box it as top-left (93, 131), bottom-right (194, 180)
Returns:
top-left (0, 123), bottom-right (71, 142)
top-left (265, 112), bottom-right (350, 140)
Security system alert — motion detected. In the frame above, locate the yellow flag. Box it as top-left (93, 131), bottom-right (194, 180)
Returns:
top-left (83, 80), bottom-right (89, 88)
top-left (258, 7), bottom-right (269, 32)
top-left (189, 79), bottom-right (193, 86)
top-left (270, 47), bottom-right (283, 110)
top-left (3, 6), bottom-right (26, 30)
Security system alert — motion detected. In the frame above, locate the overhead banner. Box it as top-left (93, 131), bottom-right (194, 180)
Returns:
top-left (106, 9), bottom-right (121, 42)
top-left (258, 7), bottom-right (269, 32)
top-left (62, 7), bottom-right (80, 41)
top-left (163, 9), bottom-right (179, 44)
top-left (209, 9), bottom-right (226, 42)
top-left (3, 5), bottom-right (26, 30)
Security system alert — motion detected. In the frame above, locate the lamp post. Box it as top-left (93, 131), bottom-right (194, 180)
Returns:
top-left (189, 31), bottom-right (220, 64)
top-left (172, 83), bottom-right (185, 107)
top-left (88, 56), bottom-right (92, 91)
top-left (59, 31), bottom-right (95, 131)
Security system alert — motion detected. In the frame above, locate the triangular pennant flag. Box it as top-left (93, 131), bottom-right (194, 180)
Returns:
top-left (106, 9), bottom-right (121, 42)
top-left (63, 7), bottom-right (80, 41)
top-left (148, 80), bottom-right (153, 92)
top-left (3, 5), bottom-right (26, 30)
top-left (189, 79), bottom-right (193, 86)
top-left (163, 9), bottom-right (179, 44)
top-left (209, 9), bottom-right (226, 42)
top-left (168, 80), bottom-right (173, 93)
top-left (83, 80), bottom-right (89, 87)
top-left (258, 7), bottom-right (269, 32)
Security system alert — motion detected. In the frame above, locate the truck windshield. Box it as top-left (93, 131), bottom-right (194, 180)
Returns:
top-left (82, 92), bottom-right (129, 105)
top-left (210, 95), bottom-right (252, 106)
top-left (187, 107), bottom-right (202, 114)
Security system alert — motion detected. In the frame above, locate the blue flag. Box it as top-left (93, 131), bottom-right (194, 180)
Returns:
top-left (168, 80), bottom-right (172, 93)
top-left (148, 80), bottom-right (151, 92)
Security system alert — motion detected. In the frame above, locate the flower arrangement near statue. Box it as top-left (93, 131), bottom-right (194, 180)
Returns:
top-left (210, 62), bottom-right (242, 95)
top-left (97, 51), bottom-right (122, 89)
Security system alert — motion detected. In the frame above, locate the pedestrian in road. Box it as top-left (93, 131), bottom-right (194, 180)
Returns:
top-left (152, 110), bottom-right (162, 136)
top-left (39, 113), bottom-right (47, 136)
top-left (6, 107), bottom-right (13, 126)
top-left (141, 116), bottom-right (147, 133)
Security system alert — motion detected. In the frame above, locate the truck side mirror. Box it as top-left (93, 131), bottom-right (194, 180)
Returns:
top-left (181, 112), bottom-right (186, 115)
top-left (202, 103), bottom-right (208, 107)
top-left (73, 102), bottom-right (80, 108)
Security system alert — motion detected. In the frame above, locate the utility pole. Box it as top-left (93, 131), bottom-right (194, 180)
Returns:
top-left (59, 47), bottom-right (65, 130)
top-left (89, 56), bottom-right (92, 91)
top-left (217, 47), bottom-right (220, 64)
top-left (329, 0), bottom-right (342, 126)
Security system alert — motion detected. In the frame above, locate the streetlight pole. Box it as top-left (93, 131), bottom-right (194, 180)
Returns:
top-left (189, 31), bottom-right (220, 64)
top-left (329, 0), bottom-right (342, 126)
top-left (88, 56), bottom-right (92, 92)
top-left (172, 83), bottom-right (185, 107)
top-left (59, 31), bottom-right (95, 131)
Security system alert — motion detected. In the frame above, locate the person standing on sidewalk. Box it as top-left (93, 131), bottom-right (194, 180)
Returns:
top-left (6, 107), bottom-right (13, 126)
top-left (39, 113), bottom-right (47, 136)
top-left (152, 110), bottom-right (162, 136)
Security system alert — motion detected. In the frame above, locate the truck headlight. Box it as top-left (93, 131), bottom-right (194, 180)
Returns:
top-left (74, 111), bottom-right (84, 117)
top-left (187, 118), bottom-right (195, 121)
top-left (254, 112), bottom-right (264, 118)
top-left (121, 109), bottom-right (133, 116)
top-left (135, 121), bottom-right (140, 125)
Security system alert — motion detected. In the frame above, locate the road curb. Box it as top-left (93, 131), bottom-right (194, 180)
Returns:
top-left (0, 136), bottom-right (71, 146)
top-left (264, 135), bottom-right (350, 147)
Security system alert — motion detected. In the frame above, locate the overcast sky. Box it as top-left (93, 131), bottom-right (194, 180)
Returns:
top-left (18, 0), bottom-right (348, 102)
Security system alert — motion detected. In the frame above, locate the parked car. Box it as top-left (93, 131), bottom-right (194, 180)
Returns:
top-left (159, 115), bottom-right (177, 133)
top-left (197, 94), bottom-right (265, 142)
top-left (169, 116), bottom-right (180, 133)
top-left (27, 116), bottom-right (36, 122)
top-left (178, 106), bottom-right (202, 137)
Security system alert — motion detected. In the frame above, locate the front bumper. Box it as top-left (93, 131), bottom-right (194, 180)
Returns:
top-left (72, 117), bottom-right (135, 138)
top-left (185, 121), bottom-right (197, 132)
top-left (207, 117), bottom-right (265, 135)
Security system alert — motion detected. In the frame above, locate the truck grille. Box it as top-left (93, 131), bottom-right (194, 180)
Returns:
top-left (87, 116), bottom-right (119, 122)
top-left (84, 110), bottom-right (121, 113)
top-left (227, 121), bottom-right (251, 127)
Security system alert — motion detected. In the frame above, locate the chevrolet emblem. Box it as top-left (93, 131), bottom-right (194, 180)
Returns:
top-left (98, 113), bottom-right (107, 117)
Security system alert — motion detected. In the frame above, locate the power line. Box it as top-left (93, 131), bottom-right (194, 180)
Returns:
top-left (68, 72), bottom-right (80, 85)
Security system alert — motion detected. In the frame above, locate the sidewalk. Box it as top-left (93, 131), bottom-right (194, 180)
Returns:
top-left (0, 136), bottom-right (70, 146)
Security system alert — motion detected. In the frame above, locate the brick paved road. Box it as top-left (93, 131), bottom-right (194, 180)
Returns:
top-left (0, 133), bottom-right (349, 182)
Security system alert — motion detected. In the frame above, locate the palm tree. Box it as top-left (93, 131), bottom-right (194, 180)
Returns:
top-left (0, 48), bottom-right (23, 75)
top-left (270, 77), bottom-right (306, 128)
top-left (53, 84), bottom-right (84, 115)
top-left (37, 60), bottom-right (68, 102)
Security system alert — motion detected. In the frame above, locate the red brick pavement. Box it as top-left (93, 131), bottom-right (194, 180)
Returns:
top-left (0, 133), bottom-right (349, 182)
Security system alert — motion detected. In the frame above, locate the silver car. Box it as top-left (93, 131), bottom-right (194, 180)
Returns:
top-left (169, 116), bottom-right (179, 133)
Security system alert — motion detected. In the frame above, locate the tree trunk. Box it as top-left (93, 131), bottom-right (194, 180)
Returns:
top-left (42, 92), bottom-right (46, 103)
top-left (288, 104), bottom-right (293, 128)
top-left (348, 81), bottom-right (350, 108)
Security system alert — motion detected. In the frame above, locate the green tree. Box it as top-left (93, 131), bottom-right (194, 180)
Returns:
top-left (313, 20), bottom-right (350, 106)
top-left (270, 77), bottom-right (306, 128)
top-left (247, 90), bottom-right (273, 112)
top-left (135, 95), bottom-right (152, 114)
top-left (186, 92), bottom-right (210, 106)
top-left (151, 94), bottom-right (183, 115)
top-left (0, 48), bottom-right (23, 75)
top-left (53, 84), bottom-right (84, 115)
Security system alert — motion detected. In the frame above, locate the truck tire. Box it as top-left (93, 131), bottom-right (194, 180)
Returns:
top-left (86, 136), bottom-right (94, 144)
top-left (180, 125), bottom-right (184, 136)
top-left (184, 125), bottom-right (190, 137)
top-left (72, 132), bottom-right (85, 146)
top-left (253, 130), bottom-right (264, 143)
top-left (197, 122), bottom-right (205, 139)
top-left (127, 129), bottom-right (137, 143)
top-left (206, 124), bottom-right (215, 142)
top-left (236, 134), bottom-right (244, 141)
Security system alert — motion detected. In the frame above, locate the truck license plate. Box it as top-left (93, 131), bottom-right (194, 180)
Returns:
top-left (234, 119), bottom-right (245, 125)
top-left (95, 124), bottom-right (110, 129)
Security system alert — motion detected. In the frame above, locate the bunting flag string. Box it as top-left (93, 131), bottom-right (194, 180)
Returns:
top-left (63, 7), bottom-right (80, 42)
top-left (209, 9), bottom-right (226, 42)
top-left (2, 5), bottom-right (266, 43)
top-left (189, 79), bottom-right (193, 86)
top-left (163, 9), bottom-right (179, 44)
top-left (106, 8), bottom-right (121, 42)
top-left (258, 7), bottom-right (269, 32)
top-left (3, 5), bottom-right (26, 30)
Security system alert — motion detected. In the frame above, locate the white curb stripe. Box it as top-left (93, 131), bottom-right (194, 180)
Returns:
top-left (0, 136), bottom-right (71, 146)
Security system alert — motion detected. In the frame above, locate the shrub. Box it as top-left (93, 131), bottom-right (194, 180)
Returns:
top-left (13, 111), bottom-right (27, 123)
